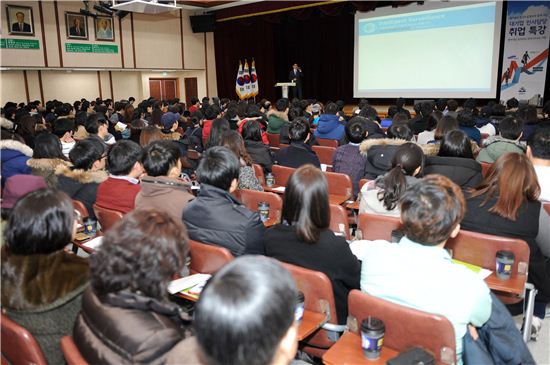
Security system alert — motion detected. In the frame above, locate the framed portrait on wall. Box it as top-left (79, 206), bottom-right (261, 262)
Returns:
top-left (65, 12), bottom-right (87, 40)
top-left (95, 16), bottom-right (114, 41)
top-left (7, 5), bottom-right (34, 36)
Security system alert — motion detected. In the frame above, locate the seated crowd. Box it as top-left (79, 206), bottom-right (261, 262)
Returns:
top-left (1, 95), bottom-right (549, 365)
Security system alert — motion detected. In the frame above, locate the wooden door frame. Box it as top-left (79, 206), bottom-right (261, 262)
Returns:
top-left (148, 78), bottom-right (180, 100)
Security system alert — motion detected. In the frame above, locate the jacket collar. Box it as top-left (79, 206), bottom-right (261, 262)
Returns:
top-left (141, 176), bottom-right (190, 189)
top-left (198, 183), bottom-right (241, 205)
top-left (55, 164), bottom-right (109, 184)
top-left (0, 139), bottom-right (33, 157)
top-left (27, 158), bottom-right (71, 170)
top-left (290, 141), bottom-right (314, 152)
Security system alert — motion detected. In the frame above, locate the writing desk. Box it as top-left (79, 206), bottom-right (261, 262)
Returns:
top-left (329, 195), bottom-right (349, 206)
top-left (298, 310), bottom-right (328, 341)
top-left (263, 217), bottom-right (279, 227)
top-left (484, 272), bottom-right (525, 296)
top-left (323, 332), bottom-right (399, 365)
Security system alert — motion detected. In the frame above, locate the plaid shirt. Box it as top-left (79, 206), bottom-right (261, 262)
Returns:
top-left (332, 143), bottom-right (367, 197)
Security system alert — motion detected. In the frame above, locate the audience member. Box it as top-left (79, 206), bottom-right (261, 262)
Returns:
top-left (332, 116), bottom-right (369, 196)
top-left (0, 175), bottom-right (47, 221)
top-left (139, 125), bottom-right (163, 147)
top-left (161, 112), bottom-right (182, 141)
top-left (416, 111), bottom-right (443, 144)
top-left (73, 209), bottom-right (197, 364)
top-left (183, 146), bottom-right (265, 256)
top-left (55, 138), bottom-right (108, 218)
top-left (314, 102), bottom-right (345, 142)
top-left (243, 119), bottom-right (274, 173)
top-left (206, 117), bottom-right (230, 149)
top-left (2, 189), bottom-right (89, 365)
top-left (53, 117), bottom-right (76, 157)
top-left (202, 105), bottom-right (222, 142)
top-left (433, 115), bottom-right (459, 143)
top-left (192, 256), bottom-right (301, 365)
top-left (1, 129), bottom-right (32, 186)
top-left (360, 124), bottom-right (412, 180)
top-left (85, 113), bottom-right (114, 146)
top-left (408, 102), bottom-right (433, 134)
top-left (359, 143), bottom-right (424, 217)
top-left (267, 98), bottom-right (290, 134)
top-left (135, 140), bottom-right (193, 220)
top-left (476, 116), bottom-right (525, 163)
top-left (446, 99), bottom-right (459, 118)
top-left (264, 165), bottom-right (360, 324)
top-left (527, 128), bottom-right (550, 202)
top-left (423, 130), bottom-right (482, 188)
top-left (457, 110), bottom-right (481, 145)
top-left (461, 153), bottom-right (549, 337)
top-left (518, 105), bottom-right (539, 142)
top-left (359, 175), bottom-right (491, 363)
top-left (222, 131), bottom-right (263, 191)
top-left (26, 132), bottom-right (71, 187)
top-left (95, 140), bottom-right (143, 214)
top-left (276, 118), bottom-right (321, 169)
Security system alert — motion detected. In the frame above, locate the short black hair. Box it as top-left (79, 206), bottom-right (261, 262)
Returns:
top-left (388, 124), bottom-right (413, 141)
top-left (438, 130), bottom-right (473, 159)
top-left (33, 132), bottom-right (65, 160)
top-left (195, 256), bottom-right (297, 365)
top-left (142, 140), bottom-right (180, 177)
top-left (457, 110), bottom-right (476, 127)
top-left (324, 102), bottom-right (338, 115)
top-left (345, 117), bottom-right (367, 143)
top-left (528, 128), bottom-right (550, 159)
top-left (499, 116), bottom-right (524, 140)
top-left (288, 118), bottom-right (310, 142)
top-left (85, 113), bottom-right (108, 134)
top-left (197, 146), bottom-right (240, 191)
top-left (69, 138), bottom-right (105, 170)
top-left (53, 118), bottom-right (75, 138)
top-left (447, 99), bottom-right (458, 111)
top-left (276, 98), bottom-right (289, 112)
top-left (242, 120), bottom-right (263, 142)
top-left (205, 105), bottom-right (221, 120)
top-left (108, 140), bottom-right (143, 176)
top-left (5, 189), bottom-right (74, 255)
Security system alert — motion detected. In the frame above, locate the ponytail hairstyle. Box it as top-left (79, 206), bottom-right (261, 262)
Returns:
top-left (378, 143), bottom-right (425, 210)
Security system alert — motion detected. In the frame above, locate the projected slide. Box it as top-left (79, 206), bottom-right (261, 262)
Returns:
top-left (354, 2), bottom-right (503, 98)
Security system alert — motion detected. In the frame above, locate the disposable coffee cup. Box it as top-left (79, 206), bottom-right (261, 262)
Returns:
top-left (361, 317), bottom-right (385, 360)
top-left (295, 291), bottom-right (305, 323)
top-left (258, 202), bottom-right (270, 222)
top-left (266, 173), bottom-right (275, 187)
top-left (83, 218), bottom-right (97, 237)
top-left (496, 250), bottom-right (515, 280)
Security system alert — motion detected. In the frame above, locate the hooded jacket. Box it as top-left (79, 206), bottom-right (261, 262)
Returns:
top-left (0, 139), bottom-right (33, 186)
top-left (27, 158), bottom-right (72, 188)
top-left (135, 176), bottom-right (194, 221)
top-left (182, 184), bottom-right (266, 256)
top-left (314, 114), bottom-right (345, 141)
top-left (423, 156), bottom-right (482, 188)
top-left (55, 165), bottom-right (108, 219)
top-left (359, 138), bottom-right (410, 180)
top-left (244, 140), bottom-right (274, 173)
top-left (476, 136), bottom-right (526, 164)
top-left (267, 110), bottom-right (288, 134)
top-left (74, 288), bottom-right (197, 365)
top-left (1, 249), bottom-right (89, 365)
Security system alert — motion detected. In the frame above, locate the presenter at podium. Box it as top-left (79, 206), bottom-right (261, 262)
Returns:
top-left (288, 63), bottom-right (303, 99)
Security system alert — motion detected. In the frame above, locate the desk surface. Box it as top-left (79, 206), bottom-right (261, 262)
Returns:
top-left (329, 195), bottom-right (349, 206)
top-left (323, 332), bottom-right (399, 365)
top-left (263, 217), bottom-right (279, 227)
top-left (298, 310), bottom-right (327, 341)
top-left (485, 272), bottom-right (525, 296)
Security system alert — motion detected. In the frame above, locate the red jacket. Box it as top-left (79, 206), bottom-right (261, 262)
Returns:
top-left (95, 177), bottom-right (140, 214)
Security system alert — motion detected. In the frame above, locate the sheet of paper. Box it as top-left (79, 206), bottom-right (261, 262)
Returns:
top-left (167, 274), bottom-right (211, 294)
top-left (272, 186), bottom-right (286, 193)
top-left (83, 236), bottom-right (103, 249)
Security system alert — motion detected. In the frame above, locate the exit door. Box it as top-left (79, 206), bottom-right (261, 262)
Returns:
top-left (149, 78), bottom-right (178, 100)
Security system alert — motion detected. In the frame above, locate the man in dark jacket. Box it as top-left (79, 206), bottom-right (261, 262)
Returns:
top-left (182, 146), bottom-right (265, 256)
top-left (276, 118), bottom-right (320, 169)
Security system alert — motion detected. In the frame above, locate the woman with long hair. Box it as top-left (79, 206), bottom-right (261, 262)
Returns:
top-left (242, 120), bottom-right (274, 173)
top-left (222, 130), bottom-right (263, 191)
top-left (264, 165), bottom-right (360, 324)
top-left (461, 152), bottom-right (549, 335)
top-left (206, 117), bottom-right (230, 149)
top-left (27, 132), bottom-right (71, 187)
top-left (359, 143), bottom-right (424, 217)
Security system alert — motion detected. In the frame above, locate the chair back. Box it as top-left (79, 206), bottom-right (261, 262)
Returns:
top-left (189, 239), bottom-right (234, 275)
top-left (92, 204), bottom-right (124, 232)
top-left (347, 290), bottom-right (456, 364)
top-left (329, 204), bottom-right (350, 240)
top-left (1, 313), bottom-right (47, 365)
top-left (72, 199), bottom-right (89, 219)
top-left (358, 213), bottom-right (401, 241)
top-left (544, 203), bottom-right (550, 216)
top-left (272, 165), bottom-right (296, 187)
top-left (279, 143), bottom-right (290, 149)
top-left (480, 162), bottom-right (492, 178)
top-left (358, 179), bottom-right (370, 194)
top-left (252, 164), bottom-right (265, 186)
top-left (239, 189), bottom-right (283, 222)
top-left (312, 146), bottom-right (336, 167)
top-left (446, 230), bottom-right (530, 276)
top-left (61, 336), bottom-right (89, 365)
top-left (317, 138), bottom-right (339, 148)
top-left (324, 171), bottom-right (353, 200)
top-left (266, 133), bottom-right (280, 147)
top-left (281, 263), bottom-right (340, 355)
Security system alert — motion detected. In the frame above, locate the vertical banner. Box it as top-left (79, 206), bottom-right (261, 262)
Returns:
top-left (235, 61), bottom-right (246, 100)
top-left (243, 59), bottom-right (252, 99)
top-left (500, 1), bottom-right (549, 104)
top-left (250, 59), bottom-right (259, 99)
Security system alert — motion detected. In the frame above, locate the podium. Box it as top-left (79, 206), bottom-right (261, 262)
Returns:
top-left (275, 82), bottom-right (296, 98)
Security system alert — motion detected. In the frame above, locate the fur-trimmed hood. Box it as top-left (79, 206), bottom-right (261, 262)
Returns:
top-left (0, 139), bottom-right (33, 157)
top-left (27, 158), bottom-right (72, 171)
top-left (55, 164), bottom-right (108, 184)
top-left (359, 138), bottom-right (409, 155)
top-left (1, 117), bottom-right (14, 130)
top-left (1, 249), bottom-right (89, 311)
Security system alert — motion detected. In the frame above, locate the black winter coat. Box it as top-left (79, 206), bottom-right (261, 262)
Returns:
top-left (182, 184), bottom-right (266, 256)
top-left (245, 140), bottom-right (274, 173)
top-left (275, 142), bottom-right (320, 169)
top-left (423, 156), bottom-right (482, 188)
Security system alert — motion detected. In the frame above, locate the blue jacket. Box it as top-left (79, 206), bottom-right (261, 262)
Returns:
top-left (1, 140), bottom-right (32, 187)
top-left (314, 114), bottom-right (345, 141)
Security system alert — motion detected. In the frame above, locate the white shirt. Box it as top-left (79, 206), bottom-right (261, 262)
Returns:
top-left (61, 141), bottom-right (75, 158)
top-left (109, 174), bottom-right (139, 185)
top-left (534, 164), bottom-right (550, 202)
top-left (416, 130), bottom-right (435, 145)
